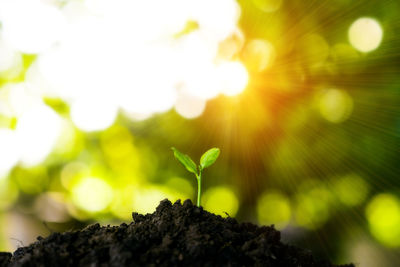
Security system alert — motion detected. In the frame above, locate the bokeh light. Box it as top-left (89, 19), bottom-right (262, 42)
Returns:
top-left (0, 129), bottom-right (19, 176)
top-left (252, 0), bottom-right (283, 13)
top-left (70, 98), bottom-right (118, 132)
top-left (294, 182), bottom-right (333, 229)
top-left (60, 161), bottom-right (90, 190)
top-left (165, 177), bottom-right (194, 199)
top-left (257, 191), bottom-right (291, 229)
top-left (366, 194), bottom-right (400, 247)
top-left (190, 0), bottom-right (241, 40)
top-left (16, 0), bottom-right (245, 121)
top-left (318, 88), bottom-right (353, 123)
top-left (110, 185), bottom-right (135, 220)
top-left (52, 118), bottom-right (80, 158)
top-left (333, 174), bottom-right (370, 207)
top-left (131, 186), bottom-right (186, 214)
top-left (299, 34), bottom-right (330, 68)
top-left (16, 103), bottom-right (63, 166)
top-left (202, 187), bottom-right (239, 217)
top-left (349, 17), bottom-right (383, 53)
top-left (71, 177), bottom-right (114, 213)
top-left (218, 61), bottom-right (249, 96)
top-left (217, 29), bottom-right (245, 60)
top-left (0, 37), bottom-right (22, 75)
top-left (0, 83), bottom-right (63, 171)
top-left (0, 0), bottom-right (66, 54)
top-left (174, 93), bottom-right (207, 119)
top-left (242, 39), bottom-right (276, 72)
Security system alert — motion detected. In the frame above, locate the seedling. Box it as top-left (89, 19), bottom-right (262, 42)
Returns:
top-left (172, 147), bottom-right (220, 207)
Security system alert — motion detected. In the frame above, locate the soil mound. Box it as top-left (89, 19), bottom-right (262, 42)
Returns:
top-left (3, 199), bottom-right (353, 267)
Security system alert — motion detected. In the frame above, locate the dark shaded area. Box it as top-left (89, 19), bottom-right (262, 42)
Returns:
top-left (3, 199), bottom-right (353, 267)
top-left (0, 253), bottom-right (11, 267)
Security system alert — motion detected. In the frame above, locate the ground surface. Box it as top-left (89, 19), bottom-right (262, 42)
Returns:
top-left (2, 199), bottom-right (354, 266)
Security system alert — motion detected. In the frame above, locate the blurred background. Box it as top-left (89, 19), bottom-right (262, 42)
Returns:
top-left (0, 0), bottom-right (399, 266)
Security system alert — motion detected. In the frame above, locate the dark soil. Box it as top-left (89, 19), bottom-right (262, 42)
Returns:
top-left (2, 199), bottom-right (354, 267)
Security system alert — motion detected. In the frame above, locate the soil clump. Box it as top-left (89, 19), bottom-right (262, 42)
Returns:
top-left (2, 199), bottom-right (354, 267)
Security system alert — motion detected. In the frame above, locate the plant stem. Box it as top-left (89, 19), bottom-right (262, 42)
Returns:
top-left (196, 171), bottom-right (202, 207)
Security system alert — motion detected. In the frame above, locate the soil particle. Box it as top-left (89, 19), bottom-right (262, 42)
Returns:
top-left (3, 199), bottom-right (354, 267)
top-left (0, 253), bottom-right (11, 266)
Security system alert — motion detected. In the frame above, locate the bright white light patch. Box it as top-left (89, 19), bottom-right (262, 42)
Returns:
top-left (71, 177), bottom-right (114, 213)
top-left (174, 93), bottom-right (206, 119)
top-left (0, 38), bottom-right (21, 73)
top-left (190, 0), bottom-right (241, 40)
top-left (2, 0), bottom-right (244, 121)
top-left (218, 61), bottom-right (249, 96)
top-left (177, 32), bottom-right (221, 100)
top-left (0, 129), bottom-right (19, 176)
top-left (0, 0), bottom-right (66, 54)
top-left (5, 83), bottom-right (39, 117)
top-left (181, 63), bottom-right (221, 100)
top-left (70, 98), bottom-right (118, 132)
top-left (349, 17), bottom-right (383, 53)
top-left (0, 84), bottom-right (63, 169)
top-left (16, 104), bottom-right (63, 166)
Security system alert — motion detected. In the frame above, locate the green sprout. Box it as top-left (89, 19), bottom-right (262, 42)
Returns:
top-left (171, 147), bottom-right (220, 207)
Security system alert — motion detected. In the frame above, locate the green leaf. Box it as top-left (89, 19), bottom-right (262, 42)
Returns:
top-left (171, 147), bottom-right (198, 175)
top-left (200, 148), bottom-right (220, 170)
